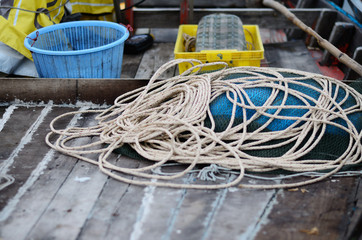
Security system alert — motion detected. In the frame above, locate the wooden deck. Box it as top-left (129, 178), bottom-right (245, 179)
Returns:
top-left (0, 33), bottom-right (361, 240)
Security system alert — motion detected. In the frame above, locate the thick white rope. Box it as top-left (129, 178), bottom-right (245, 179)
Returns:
top-left (46, 59), bottom-right (362, 189)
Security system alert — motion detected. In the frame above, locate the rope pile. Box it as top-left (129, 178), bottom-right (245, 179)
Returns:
top-left (46, 59), bottom-right (362, 189)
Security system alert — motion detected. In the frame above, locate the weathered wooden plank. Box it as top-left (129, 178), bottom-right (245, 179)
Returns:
top-left (133, 8), bottom-right (336, 29)
top-left (264, 40), bottom-right (321, 74)
top-left (0, 108), bottom-right (96, 240)
top-left (76, 156), bottom-right (141, 240)
top-left (90, 159), bottom-right (159, 240)
top-left (260, 28), bottom-right (287, 44)
top-left (0, 105), bottom-right (76, 211)
top-left (78, 79), bottom-right (148, 104)
top-left (204, 187), bottom-right (278, 240)
top-left (164, 188), bottom-right (226, 240)
top-left (0, 106), bottom-right (46, 209)
top-left (1, 78), bottom-right (148, 105)
top-left (79, 161), bottom-right (194, 239)
top-left (255, 177), bottom-right (357, 240)
top-left (24, 111), bottom-right (109, 240)
top-left (0, 78), bottom-right (77, 104)
top-left (97, 184), bottom-right (150, 239)
top-left (25, 155), bottom-right (107, 240)
top-left (0, 106), bottom-right (43, 161)
top-left (92, 162), bottom-right (200, 240)
top-left (135, 43), bottom-right (176, 79)
top-left (122, 53), bottom-right (145, 78)
top-left (133, 185), bottom-right (188, 240)
top-left (154, 175), bottom-right (279, 240)
top-left (344, 177), bottom-right (362, 240)
top-left (107, 172), bottom-right (278, 240)
top-left (127, 171), bottom-right (195, 240)
top-left (151, 28), bottom-right (179, 43)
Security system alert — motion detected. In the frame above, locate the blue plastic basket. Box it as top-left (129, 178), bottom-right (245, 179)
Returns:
top-left (24, 21), bottom-right (129, 78)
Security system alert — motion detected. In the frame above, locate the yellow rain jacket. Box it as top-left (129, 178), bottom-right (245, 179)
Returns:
top-left (69, 0), bottom-right (114, 15)
top-left (0, 0), bottom-right (114, 60)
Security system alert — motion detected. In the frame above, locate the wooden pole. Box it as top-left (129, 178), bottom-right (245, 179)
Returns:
top-left (263, 0), bottom-right (362, 77)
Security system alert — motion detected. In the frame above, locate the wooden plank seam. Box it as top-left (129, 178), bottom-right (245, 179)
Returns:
top-left (0, 105), bottom-right (89, 222)
top-left (0, 103), bottom-right (53, 190)
top-left (129, 179), bottom-right (157, 240)
top-left (161, 174), bottom-right (195, 240)
top-left (200, 174), bottom-right (235, 240)
top-left (238, 187), bottom-right (282, 239)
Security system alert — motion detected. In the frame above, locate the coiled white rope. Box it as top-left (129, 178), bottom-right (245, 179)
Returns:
top-left (46, 59), bottom-right (362, 189)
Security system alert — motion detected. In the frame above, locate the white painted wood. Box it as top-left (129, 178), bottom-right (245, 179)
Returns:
top-left (25, 156), bottom-right (108, 240)
top-left (0, 107), bottom-right (94, 240)
top-left (0, 105), bottom-right (17, 133)
top-left (76, 156), bottom-right (141, 240)
top-left (129, 181), bottom-right (157, 240)
top-left (209, 188), bottom-right (280, 240)
top-left (132, 174), bottom-right (195, 240)
top-left (100, 183), bottom-right (149, 239)
top-left (0, 103), bottom-right (52, 177)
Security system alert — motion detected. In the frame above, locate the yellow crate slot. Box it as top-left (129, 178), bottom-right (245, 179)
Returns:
top-left (174, 24), bottom-right (265, 73)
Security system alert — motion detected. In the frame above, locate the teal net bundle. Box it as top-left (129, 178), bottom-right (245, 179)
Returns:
top-left (46, 59), bottom-right (362, 189)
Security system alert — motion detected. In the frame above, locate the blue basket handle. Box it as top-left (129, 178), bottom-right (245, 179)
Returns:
top-left (119, 23), bottom-right (133, 37)
top-left (26, 31), bottom-right (39, 47)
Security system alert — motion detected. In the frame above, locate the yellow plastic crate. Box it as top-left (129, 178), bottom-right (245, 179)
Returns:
top-left (174, 24), bottom-right (264, 73)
